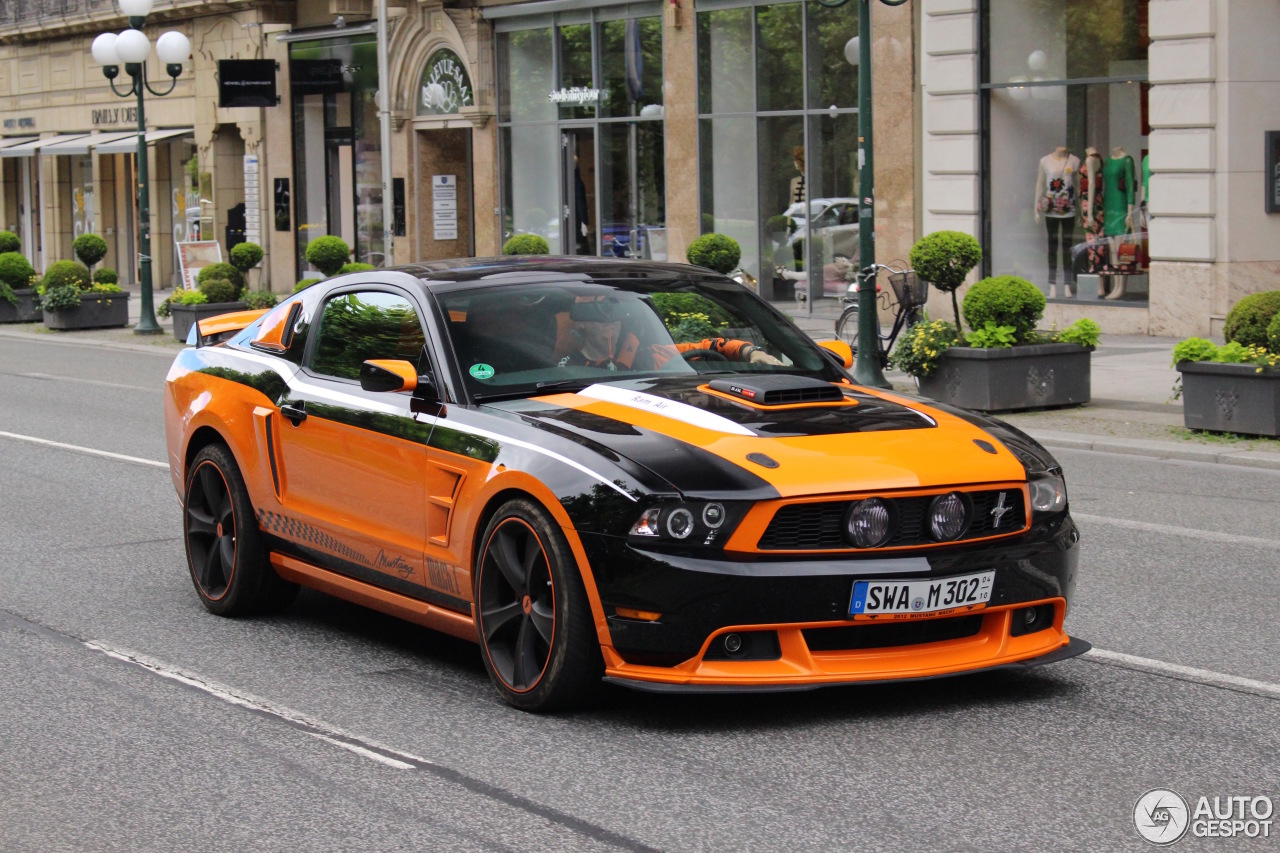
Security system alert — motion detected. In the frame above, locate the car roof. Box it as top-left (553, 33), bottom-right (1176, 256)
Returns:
top-left (387, 256), bottom-right (720, 291)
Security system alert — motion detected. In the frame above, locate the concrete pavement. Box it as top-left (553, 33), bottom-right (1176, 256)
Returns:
top-left (4, 284), bottom-right (1279, 470)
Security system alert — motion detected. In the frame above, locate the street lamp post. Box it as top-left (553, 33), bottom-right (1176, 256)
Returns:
top-left (91, 0), bottom-right (191, 335)
top-left (850, 0), bottom-right (909, 389)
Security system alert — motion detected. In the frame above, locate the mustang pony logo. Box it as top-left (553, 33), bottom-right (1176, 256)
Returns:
top-left (989, 491), bottom-right (1011, 529)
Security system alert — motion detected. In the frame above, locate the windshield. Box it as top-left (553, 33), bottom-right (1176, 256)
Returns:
top-left (436, 277), bottom-right (843, 401)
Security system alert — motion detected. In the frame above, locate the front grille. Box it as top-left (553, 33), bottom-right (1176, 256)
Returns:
top-left (757, 488), bottom-right (1025, 550)
top-left (802, 615), bottom-right (983, 652)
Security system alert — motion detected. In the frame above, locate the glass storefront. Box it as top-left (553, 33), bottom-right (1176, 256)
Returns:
top-left (697, 0), bottom-right (861, 303)
top-left (496, 9), bottom-right (665, 259)
top-left (982, 0), bottom-right (1150, 303)
top-left (289, 35), bottom-right (385, 276)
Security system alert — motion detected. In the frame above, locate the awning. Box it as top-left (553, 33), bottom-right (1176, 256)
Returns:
top-left (95, 127), bottom-right (194, 155)
top-left (0, 133), bottom-right (90, 158)
top-left (38, 131), bottom-right (138, 156)
top-left (0, 136), bottom-right (37, 152)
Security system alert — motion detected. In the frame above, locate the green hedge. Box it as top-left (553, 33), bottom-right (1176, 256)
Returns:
top-left (338, 262), bottom-right (376, 274)
top-left (42, 260), bottom-right (92, 292)
top-left (229, 241), bottom-right (264, 274)
top-left (294, 278), bottom-right (322, 293)
top-left (305, 236), bottom-right (351, 276)
top-left (197, 277), bottom-right (238, 304)
top-left (93, 267), bottom-right (118, 285)
top-left (1223, 291), bottom-right (1280, 348)
top-left (961, 275), bottom-right (1045, 343)
top-left (686, 233), bottom-right (741, 275)
top-left (73, 233), bottom-right (108, 268)
top-left (502, 234), bottom-right (550, 255)
top-left (0, 252), bottom-right (35, 290)
top-left (0, 231), bottom-right (19, 254)
top-left (196, 262), bottom-right (244, 297)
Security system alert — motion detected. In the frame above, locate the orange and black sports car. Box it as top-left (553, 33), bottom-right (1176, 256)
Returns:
top-left (164, 257), bottom-right (1087, 711)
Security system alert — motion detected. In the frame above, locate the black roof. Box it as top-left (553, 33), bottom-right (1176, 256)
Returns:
top-left (390, 256), bottom-right (717, 288)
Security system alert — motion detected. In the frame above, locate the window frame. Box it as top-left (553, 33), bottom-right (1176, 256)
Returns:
top-left (302, 283), bottom-right (434, 384)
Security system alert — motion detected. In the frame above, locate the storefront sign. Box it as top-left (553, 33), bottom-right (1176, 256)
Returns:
top-left (290, 58), bottom-right (347, 95)
top-left (243, 154), bottom-right (261, 245)
top-left (432, 175), bottom-right (457, 241)
top-left (218, 60), bottom-right (279, 108)
top-left (2, 117), bottom-right (34, 130)
top-left (417, 49), bottom-right (473, 116)
top-left (92, 107), bottom-right (138, 126)
top-left (176, 241), bottom-right (223, 291)
top-left (549, 87), bottom-right (601, 105)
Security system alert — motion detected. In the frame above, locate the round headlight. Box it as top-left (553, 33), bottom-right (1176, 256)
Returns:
top-left (702, 503), bottom-right (725, 528)
top-left (929, 492), bottom-right (969, 540)
top-left (845, 498), bottom-right (893, 548)
top-left (666, 508), bottom-right (695, 539)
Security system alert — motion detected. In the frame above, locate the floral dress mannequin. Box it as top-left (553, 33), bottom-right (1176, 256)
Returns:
top-left (1034, 147), bottom-right (1080, 290)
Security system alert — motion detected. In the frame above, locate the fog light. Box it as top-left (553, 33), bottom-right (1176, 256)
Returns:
top-left (845, 498), bottom-right (893, 548)
top-left (723, 633), bottom-right (743, 654)
top-left (666, 507), bottom-right (694, 539)
top-left (702, 502), bottom-right (725, 528)
top-left (929, 492), bottom-right (969, 540)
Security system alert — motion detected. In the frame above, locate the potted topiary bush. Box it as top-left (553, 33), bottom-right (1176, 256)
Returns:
top-left (0, 250), bottom-right (39, 323)
top-left (896, 274), bottom-right (1097, 411)
top-left (686, 233), bottom-right (741, 275)
top-left (908, 230), bottom-right (983, 332)
top-left (338, 262), bottom-right (376, 274)
top-left (40, 259), bottom-right (129, 330)
top-left (73, 233), bottom-right (109, 272)
top-left (0, 231), bottom-right (20, 254)
top-left (229, 241), bottom-right (264, 284)
top-left (196, 262), bottom-right (245, 298)
top-left (168, 273), bottom-right (249, 341)
top-left (305, 235), bottom-right (351, 276)
top-left (502, 234), bottom-right (550, 255)
top-left (294, 278), bottom-right (322, 293)
top-left (1173, 291), bottom-right (1280, 436)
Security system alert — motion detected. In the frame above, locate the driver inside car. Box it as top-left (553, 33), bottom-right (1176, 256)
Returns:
top-left (557, 297), bottom-right (783, 371)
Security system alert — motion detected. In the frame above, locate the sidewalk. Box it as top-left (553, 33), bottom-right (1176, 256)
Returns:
top-left (3, 287), bottom-right (1278, 470)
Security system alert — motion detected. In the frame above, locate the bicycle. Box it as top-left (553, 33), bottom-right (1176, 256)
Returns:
top-left (833, 263), bottom-right (927, 367)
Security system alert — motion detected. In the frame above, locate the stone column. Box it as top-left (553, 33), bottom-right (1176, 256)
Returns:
top-left (662, 0), bottom-right (699, 263)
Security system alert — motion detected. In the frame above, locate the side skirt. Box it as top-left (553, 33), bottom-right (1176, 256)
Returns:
top-left (270, 552), bottom-right (478, 644)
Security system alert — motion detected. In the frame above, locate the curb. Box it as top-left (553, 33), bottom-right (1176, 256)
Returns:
top-left (0, 326), bottom-right (183, 357)
top-left (1024, 428), bottom-right (1280, 471)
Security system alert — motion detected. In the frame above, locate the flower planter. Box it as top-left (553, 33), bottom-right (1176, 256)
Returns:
top-left (0, 288), bottom-right (41, 323)
top-left (1177, 361), bottom-right (1280, 437)
top-left (171, 301), bottom-right (249, 342)
top-left (42, 292), bottom-right (130, 330)
top-left (916, 342), bottom-right (1092, 412)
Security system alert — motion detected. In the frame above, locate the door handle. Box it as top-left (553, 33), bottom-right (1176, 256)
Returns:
top-left (280, 401), bottom-right (307, 426)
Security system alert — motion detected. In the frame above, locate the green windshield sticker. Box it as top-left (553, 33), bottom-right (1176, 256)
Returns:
top-left (469, 363), bottom-right (495, 380)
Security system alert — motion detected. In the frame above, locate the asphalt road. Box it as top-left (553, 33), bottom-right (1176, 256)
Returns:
top-left (1, 334), bottom-right (1278, 851)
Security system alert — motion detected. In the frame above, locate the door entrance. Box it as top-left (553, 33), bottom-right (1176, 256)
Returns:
top-left (561, 129), bottom-right (596, 256)
top-left (416, 128), bottom-right (473, 259)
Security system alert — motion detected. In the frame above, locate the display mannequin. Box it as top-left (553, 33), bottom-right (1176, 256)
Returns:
top-left (1079, 146), bottom-right (1106, 296)
top-left (1102, 146), bottom-right (1136, 300)
top-left (1034, 146), bottom-right (1080, 290)
top-left (789, 146), bottom-right (806, 205)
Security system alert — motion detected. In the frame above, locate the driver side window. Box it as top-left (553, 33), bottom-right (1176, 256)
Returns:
top-left (309, 290), bottom-right (427, 381)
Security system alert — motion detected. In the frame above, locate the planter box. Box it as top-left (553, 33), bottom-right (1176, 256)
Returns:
top-left (0, 288), bottom-right (41, 323)
top-left (171, 301), bottom-right (248, 342)
top-left (1177, 360), bottom-right (1280, 437)
top-left (916, 343), bottom-right (1092, 412)
top-left (42, 292), bottom-right (130, 330)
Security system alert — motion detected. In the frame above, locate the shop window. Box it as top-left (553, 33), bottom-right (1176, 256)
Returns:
top-left (497, 27), bottom-right (556, 123)
top-left (982, 0), bottom-right (1149, 304)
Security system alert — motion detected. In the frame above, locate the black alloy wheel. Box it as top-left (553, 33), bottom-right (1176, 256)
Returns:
top-left (183, 443), bottom-right (297, 616)
top-left (475, 498), bottom-right (601, 711)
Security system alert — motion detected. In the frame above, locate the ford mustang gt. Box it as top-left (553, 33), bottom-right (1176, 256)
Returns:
top-left (164, 257), bottom-right (1087, 711)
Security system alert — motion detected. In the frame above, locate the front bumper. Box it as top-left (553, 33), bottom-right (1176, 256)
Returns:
top-left (584, 512), bottom-right (1082, 688)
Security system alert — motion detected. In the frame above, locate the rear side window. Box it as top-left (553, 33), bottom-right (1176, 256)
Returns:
top-left (309, 290), bottom-right (427, 381)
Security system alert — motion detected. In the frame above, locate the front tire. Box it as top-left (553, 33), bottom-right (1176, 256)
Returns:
top-left (835, 306), bottom-right (860, 350)
top-left (475, 498), bottom-right (601, 712)
top-left (184, 444), bottom-right (297, 616)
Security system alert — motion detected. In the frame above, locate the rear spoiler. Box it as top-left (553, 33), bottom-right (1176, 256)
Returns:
top-left (193, 308), bottom-right (271, 348)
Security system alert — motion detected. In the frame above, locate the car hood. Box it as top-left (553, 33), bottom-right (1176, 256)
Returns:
top-left (487, 377), bottom-right (1028, 499)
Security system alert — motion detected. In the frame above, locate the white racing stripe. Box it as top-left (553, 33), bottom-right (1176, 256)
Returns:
top-left (83, 641), bottom-right (432, 769)
top-left (577, 383), bottom-right (756, 436)
top-left (1073, 512), bottom-right (1280, 552)
top-left (0, 430), bottom-right (168, 470)
top-left (1084, 648), bottom-right (1280, 701)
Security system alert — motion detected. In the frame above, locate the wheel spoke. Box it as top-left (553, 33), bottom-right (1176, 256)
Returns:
top-left (198, 466), bottom-right (222, 512)
top-left (493, 528), bottom-right (526, 592)
top-left (482, 601), bottom-right (523, 642)
top-left (200, 543), bottom-right (221, 590)
top-left (512, 616), bottom-right (541, 688)
top-left (218, 535), bottom-right (235, 583)
top-left (187, 505), bottom-right (216, 538)
top-left (529, 599), bottom-right (554, 644)
top-left (217, 495), bottom-right (234, 530)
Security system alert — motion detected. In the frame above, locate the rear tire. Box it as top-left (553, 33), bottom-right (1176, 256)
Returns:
top-left (475, 498), bottom-right (602, 712)
top-left (184, 444), bottom-right (298, 616)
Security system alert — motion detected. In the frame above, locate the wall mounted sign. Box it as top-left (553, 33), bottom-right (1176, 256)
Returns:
top-left (2, 117), bottom-right (34, 130)
top-left (433, 175), bottom-right (457, 241)
top-left (92, 107), bottom-right (138, 126)
top-left (417, 49), bottom-right (473, 116)
top-left (218, 60), bottom-right (279, 108)
top-left (549, 87), bottom-right (601, 104)
top-left (243, 154), bottom-right (261, 245)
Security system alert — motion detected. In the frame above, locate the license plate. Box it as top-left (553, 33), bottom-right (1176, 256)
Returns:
top-left (849, 570), bottom-right (995, 622)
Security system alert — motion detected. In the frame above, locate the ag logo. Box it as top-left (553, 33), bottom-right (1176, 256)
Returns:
top-left (1134, 789), bottom-right (1189, 845)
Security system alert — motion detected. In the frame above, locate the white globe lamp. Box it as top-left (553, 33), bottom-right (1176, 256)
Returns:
top-left (118, 0), bottom-right (155, 17)
top-left (91, 33), bottom-right (120, 66)
top-left (156, 31), bottom-right (191, 65)
top-left (115, 29), bottom-right (151, 64)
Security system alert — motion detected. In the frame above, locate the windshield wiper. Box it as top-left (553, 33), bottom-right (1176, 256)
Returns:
top-left (534, 378), bottom-right (597, 393)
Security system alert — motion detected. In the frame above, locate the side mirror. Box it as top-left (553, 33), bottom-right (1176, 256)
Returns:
top-left (816, 339), bottom-right (854, 369)
top-left (360, 359), bottom-right (419, 393)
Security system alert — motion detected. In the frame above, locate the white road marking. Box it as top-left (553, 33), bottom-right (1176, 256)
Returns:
top-left (1085, 648), bottom-right (1280, 701)
top-left (0, 430), bottom-right (168, 470)
top-left (15, 371), bottom-right (160, 392)
top-left (83, 641), bottom-right (432, 769)
top-left (1073, 512), bottom-right (1280, 552)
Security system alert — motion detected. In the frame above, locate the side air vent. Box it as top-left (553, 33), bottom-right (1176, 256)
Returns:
top-left (708, 375), bottom-right (844, 406)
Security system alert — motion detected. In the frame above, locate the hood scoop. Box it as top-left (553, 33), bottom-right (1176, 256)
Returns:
top-left (708, 375), bottom-right (846, 407)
